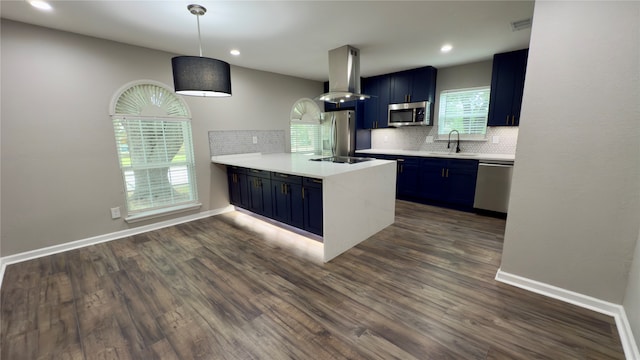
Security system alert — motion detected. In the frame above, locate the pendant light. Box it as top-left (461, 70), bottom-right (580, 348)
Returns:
top-left (172, 4), bottom-right (232, 97)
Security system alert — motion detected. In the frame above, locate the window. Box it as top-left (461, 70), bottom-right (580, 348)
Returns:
top-left (438, 86), bottom-right (490, 140)
top-left (290, 123), bottom-right (322, 153)
top-left (110, 81), bottom-right (199, 221)
top-left (289, 98), bottom-right (323, 154)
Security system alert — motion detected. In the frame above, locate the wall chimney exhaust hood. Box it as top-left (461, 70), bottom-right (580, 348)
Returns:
top-left (316, 45), bottom-right (370, 104)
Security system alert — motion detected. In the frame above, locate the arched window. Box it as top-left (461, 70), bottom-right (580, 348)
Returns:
top-left (110, 80), bottom-right (199, 222)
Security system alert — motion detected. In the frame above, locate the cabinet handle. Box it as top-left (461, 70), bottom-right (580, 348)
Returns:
top-left (446, 168), bottom-right (449, 178)
top-left (441, 168), bottom-right (445, 177)
top-left (284, 184), bottom-right (288, 195)
top-left (506, 115), bottom-right (510, 125)
top-left (399, 164), bottom-right (404, 173)
top-left (302, 187), bottom-right (305, 200)
top-left (312, 179), bottom-right (322, 184)
top-left (511, 115), bottom-right (516, 125)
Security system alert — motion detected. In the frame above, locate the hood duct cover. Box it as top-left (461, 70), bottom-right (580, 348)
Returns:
top-left (316, 45), bottom-right (370, 104)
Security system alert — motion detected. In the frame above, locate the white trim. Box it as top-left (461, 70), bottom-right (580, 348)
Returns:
top-left (108, 79), bottom-right (191, 118)
top-left (0, 205), bottom-right (235, 290)
top-left (496, 268), bottom-right (639, 360)
top-left (125, 203), bottom-right (202, 223)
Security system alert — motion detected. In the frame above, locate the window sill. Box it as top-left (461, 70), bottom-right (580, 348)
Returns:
top-left (125, 203), bottom-right (202, 223)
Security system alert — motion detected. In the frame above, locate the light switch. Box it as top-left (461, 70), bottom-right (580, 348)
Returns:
top-left (252, 136), bottom-right (258, 144)
top-left (492, 136), bottom-right (500, 144)
top-left (425, 136), bottom-right (434, 143)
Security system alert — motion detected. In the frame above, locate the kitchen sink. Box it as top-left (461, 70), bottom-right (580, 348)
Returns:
top-left (309, 156), bottom-right (374, 164)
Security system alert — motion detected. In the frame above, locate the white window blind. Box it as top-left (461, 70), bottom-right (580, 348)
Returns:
top-left (290, 123), bottom-right (322, 154)
top-left (438, 86), bottom-right (490, 140)
top-left (113, 117), bottom-right (197, 213)
top-left (111, 82), bottom-right (198, 218)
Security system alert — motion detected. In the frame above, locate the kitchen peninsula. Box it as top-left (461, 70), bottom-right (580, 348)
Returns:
top-left (211, 153), bottom-right (397, 262)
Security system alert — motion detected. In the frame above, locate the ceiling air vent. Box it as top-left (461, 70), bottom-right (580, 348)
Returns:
top-left (511, 18), bottom-right (532, 31)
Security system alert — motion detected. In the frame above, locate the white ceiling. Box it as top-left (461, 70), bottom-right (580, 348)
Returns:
top-left (0, 0), bottom-right (534, 81)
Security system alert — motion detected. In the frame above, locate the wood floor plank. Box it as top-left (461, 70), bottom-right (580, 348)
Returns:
top-left (1, 200), bottom-right (626, 359)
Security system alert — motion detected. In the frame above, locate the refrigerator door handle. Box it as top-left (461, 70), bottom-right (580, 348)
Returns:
top-left (331, 114), bottom-right (337, 157)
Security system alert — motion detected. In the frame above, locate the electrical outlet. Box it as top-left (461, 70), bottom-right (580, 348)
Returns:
top-left (110, 207), bottom-right (121, 219)
top-left (425, 136), bottom-right (434, 143)
top-left (384, 135), bottom-right (388, 143)
top-left (492, 136), bottom-right (500, 144)
top-left (252, 136), bottom-right (258, 144)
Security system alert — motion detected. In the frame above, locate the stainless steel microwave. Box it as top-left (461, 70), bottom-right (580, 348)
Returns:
top-left (388, 101), bottom-right (431, 126)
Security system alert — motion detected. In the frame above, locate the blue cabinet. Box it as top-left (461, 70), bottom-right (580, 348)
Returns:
top-left (389, 66), bottom-right (437, 104)
top-left (487, 49), bottom-right (528, 126)
top-left (271, 172), bottom-right (304, 229)
top-left (392, 157), bottom-right (422, 199)
top-left (362, 75), bottom-right (390, 129)
top-left (247, 169), bottom-right (273, 217)
top-left (227, 166), bottom-right (249, 207)
top-left (361, 66), bottom-right (437, 130)
top-left (420, 159), bottom-right (449, 203)
top-left (358, 154), bottom-right (478, 209)
top-left (226, 166), bottom-right (322, 236)
top-left (303, 177), bottom-right (323, 236)
top-left (420, 158), bottom-right (479, 207)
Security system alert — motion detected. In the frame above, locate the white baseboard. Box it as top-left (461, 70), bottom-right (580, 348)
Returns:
top-left (496, 268), bottom-right (639, 360)
top-left (0, 205), bottom-right (235, 289)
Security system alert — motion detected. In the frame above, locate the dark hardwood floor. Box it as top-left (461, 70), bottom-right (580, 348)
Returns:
top-left (1, 200), bottom-right (625, 359)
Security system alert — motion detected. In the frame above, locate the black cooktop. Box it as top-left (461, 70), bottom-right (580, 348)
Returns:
top-left (309, 156), bottom-right (373, 164)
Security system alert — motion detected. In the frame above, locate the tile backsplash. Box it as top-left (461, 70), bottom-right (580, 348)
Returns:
top-left (209, 130), bottom-right (286, 156)
top-left (370, 126), bottom-right (518, 154)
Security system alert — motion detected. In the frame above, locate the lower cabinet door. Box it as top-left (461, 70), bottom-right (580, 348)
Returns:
top-left (446, 160), bottom-right (479, 207)
top-left (303, 179), bottom-right (323, 236)
top-left (396, 158), bottom-right (421, 198)
top-left (272, 179), bottom-right (304, 229)
top-left (227, 167), bottom-right (249, 207)
top-left (420, 159), bottom-right (448, 202)
top-left (248, 175), bottom-right (272, 217)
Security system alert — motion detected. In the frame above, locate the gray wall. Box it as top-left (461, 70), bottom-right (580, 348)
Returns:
top-left (0, 20), bottom-right (321, 256)
top-left (501, 0), bottom-right (640, 306)
top-left (624, 230), bottom-right (640, 348)
top-left (371, 60), bottom-right (520, 154)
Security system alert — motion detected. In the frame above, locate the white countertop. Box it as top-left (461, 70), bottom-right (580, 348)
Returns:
top-left (357, 149), bottom-right (515, 163)
top-left (211, 153), bottom-right (395, 179)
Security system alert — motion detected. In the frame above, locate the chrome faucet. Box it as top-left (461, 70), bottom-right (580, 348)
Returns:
top-left (447, 130), bottom-right (461, 153)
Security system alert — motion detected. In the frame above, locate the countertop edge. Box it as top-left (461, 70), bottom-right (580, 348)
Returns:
top-left (356, 149), bottom-right (515, 163)
top-left (211, 153), bottom-right (396, 179)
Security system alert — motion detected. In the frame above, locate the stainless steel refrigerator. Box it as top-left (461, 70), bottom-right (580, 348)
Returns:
top-left (321, 110), bottom-right (356, 157)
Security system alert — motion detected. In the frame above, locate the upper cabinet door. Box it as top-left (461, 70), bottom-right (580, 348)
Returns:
top-left (389, 70), bottom-right (413, 104)
top-left (487, 49), bottom-right (529, 126)
top-left (362, 75), bottom-right (390, 129)
top-left (409, 66), bottom-right (437, 104)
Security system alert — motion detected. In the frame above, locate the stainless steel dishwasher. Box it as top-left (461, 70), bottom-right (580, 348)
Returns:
top-left (473, 160), bottom-right (514, 213)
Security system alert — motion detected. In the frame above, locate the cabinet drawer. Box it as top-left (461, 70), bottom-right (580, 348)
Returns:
top-left (247, 168), bottom-right (271, 179)
top-left (303, 177), bottom-right (323, 188)
top-left (272, 172), bottom-right (302, 184)
top-left (227, 165), bottom-right (246, 174)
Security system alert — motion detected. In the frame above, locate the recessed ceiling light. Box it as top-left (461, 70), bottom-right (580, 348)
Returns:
top-left (28, 0), bottom-right (52, 11)
top-left (441, 44), bottom-right (453, 53)
top-left (230, 49), bottom-right (240, 56)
